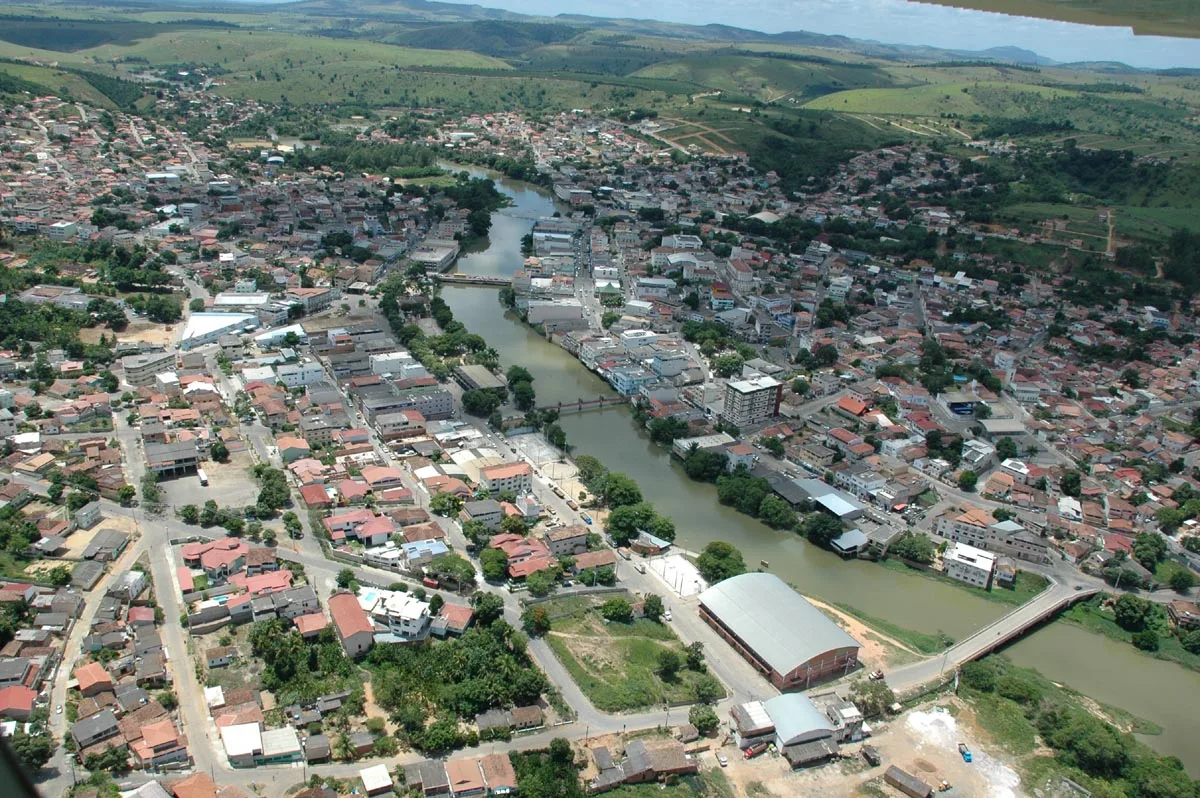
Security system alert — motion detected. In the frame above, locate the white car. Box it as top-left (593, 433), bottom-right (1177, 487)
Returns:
top-left (716, 753), bottom-right (728, 768)
top-left (663, 610), bottom-right (673, 622)
top-left (55, 704), bottom-right (62, 714)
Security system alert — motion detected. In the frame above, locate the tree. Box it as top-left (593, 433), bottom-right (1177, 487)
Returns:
top-left (958, 470), bottom-right (978, 491)
top-left (802, 513), bottom-right (843, 548)
top-left (462, 389), bottom-right (502, 416)
top-left (757, 494), bottom-right (796, 529)
top-left (599, 598), bottom-right (633, 623)
top-left (506, 366), bottom-right (534, 385)
top-left (791, 378), bottom-right (810, 396)
top-left (336, 568), bottom-right (355, 589)
top-left (525, 570), bottom-right (554, 597)
top-left (430, 492), bottom-right (464, 517)
top-left (642, 594), bottom-right (664, 623)
top-left (46, 483), bottom-right (63, 504)
top-left (471, 592), bottom-right (505, 626)
top-left (118, 485), bottom-right (136, 506)
top-left (84, 746), bottom-right (129, 772)
top-left (210, 440), bottom-right (229, 463)
top-left (693, 673), bottom-right (723, 704)
top-left (158, 691), bottom-right (178, 710)
top-left (761, 437), bottom-right (785, 457)
top-left (262, 529), bottom-right (277, 547)
top-left (1182, 629), bottom-right (1200, 655)
top-left (601, 472), bottom-right (642, 507)
top-left (996, 437), bottom-right (1018, 460)
top-left (48, 565), bottom-right (71, 586)
top-left (850, 677), bottom-right (896, 718)
top-left (961, 660), bottom-right (998, 692)
top-left (179, 504), bottom-right (199, 525)
top-left (890, 532), bottom-right (936, 564)
top-left (712, 353), bottom-right (744, 378)
top-left (522, 605), bottom-right (551, 636)
top-left (511, 380), bottom-right (536, 411)
top-left (480, 548), bottom-right (509, 582)
top-left (684, 641), bottom-right (705, 671)
top-left (689, 704), bottom-right (719, 735)
top-left (696, 541), bottom-right (746, 584)
top-left (656, 649), bottom-right (683, 681)
top-left (1132, 532), bottom-right (1168, 569)
top-left (428, 554), bottom-right (475, 587)
top-left (11, 730), bottom-right (52, 774)
top-left (648, 417), bottom-right (689, 444)
top-left (1113, 594), bottom-right (1151, 631)
top-left (1169, 569), bottom-right (1196, 594)
top-left (501, 514), bottom-right (528, 536)
top-left (428, 593), bottom-right (445, 614)
top-left (1132, 629), bottom-right (1160, 651)
top-left (1060, 470), bottom-right (1082, 497)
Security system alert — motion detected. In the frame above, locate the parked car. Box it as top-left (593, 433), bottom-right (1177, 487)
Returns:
top-left (55, 704), bottom-right (62, 715)
top-left (869, 670), bottom-right (885, 681)
top-left (716, 753), bottom-right (728, 768)
top-left (958, 742), bottom-right (972, 763)
top-left (663, 610), bottom-right (673, 622)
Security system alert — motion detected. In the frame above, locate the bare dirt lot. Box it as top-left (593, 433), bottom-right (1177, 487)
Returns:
top-left (808, 597), bottom-right (920, 671)
top-left (159, 450), bottom-right (260, 510)
top-left (710, 696), bottom-right (1021, 798)
top-left (58, 512), bottom-right (139, 560)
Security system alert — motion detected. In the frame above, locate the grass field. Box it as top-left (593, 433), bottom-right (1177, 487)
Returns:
top-left (543, 596), bottom-right (723, 712)
top-left (633, 52), bottom-right (900, 104)
top-left (0, 62), bottom-right (116, 108)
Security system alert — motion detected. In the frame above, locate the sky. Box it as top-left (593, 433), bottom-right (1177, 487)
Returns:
top-left (426, 0), bottom-right (1200, 69)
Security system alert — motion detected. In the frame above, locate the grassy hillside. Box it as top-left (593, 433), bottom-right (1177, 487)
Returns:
top-left (634, 51), bottom-right (901, 103)
top-left (0, 62), bottom-right (119, 108)
top-left (388, 21), bottom-right (581, 57)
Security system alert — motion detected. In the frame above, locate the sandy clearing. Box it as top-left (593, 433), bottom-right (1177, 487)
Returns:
top-left (807, 596), bottom-right (920, 670)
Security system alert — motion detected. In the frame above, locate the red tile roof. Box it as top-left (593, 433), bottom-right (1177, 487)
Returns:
top-left (329, 593), bottom-right (373, 639)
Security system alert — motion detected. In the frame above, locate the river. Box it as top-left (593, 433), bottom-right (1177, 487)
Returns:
top-left (439, 167), bottom-right (1200, 771)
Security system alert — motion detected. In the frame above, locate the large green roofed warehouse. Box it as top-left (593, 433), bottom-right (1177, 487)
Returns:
top-left (698, 573), bottom-right (861, 690)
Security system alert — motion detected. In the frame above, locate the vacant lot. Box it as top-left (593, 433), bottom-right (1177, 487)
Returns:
top-left (59, 512), bottom-right (138, 560)
top-left (159, 449), bottom-right (259, 511)
top-left (543, 595), bottom-right (723, 712)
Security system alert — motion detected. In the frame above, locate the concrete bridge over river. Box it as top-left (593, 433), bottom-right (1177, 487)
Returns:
top-left (886, 582), bottom-right (1101, 692)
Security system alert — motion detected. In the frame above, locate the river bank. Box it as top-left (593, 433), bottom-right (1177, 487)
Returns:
top-left (438, 164), bottom-right (1200, 773)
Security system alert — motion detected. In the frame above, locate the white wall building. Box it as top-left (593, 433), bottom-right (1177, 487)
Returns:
top-left (942, 542), bottom-right (995, 588)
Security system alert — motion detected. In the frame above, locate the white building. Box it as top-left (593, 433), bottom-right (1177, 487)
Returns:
top-left (276, 360), bottom-right (325, 388)
top-left (179, 313), bottom-right (259, 351)
top-left (358, 588), bottom-right (430, 641)
top-left (942, 542), bottom-right (995, 589)
top-left (721, 376), bottom-right (782, 429)
top-left (370, 351), bottom-right (427, 380)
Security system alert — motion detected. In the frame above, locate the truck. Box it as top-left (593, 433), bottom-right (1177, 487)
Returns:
top-left (743, 742), bottom-right (769, 760)
top-left (197, 468), bottom-right (208, 487)
top-left (957, 742), bottom-right (972, 763)
top-left (566, 500), bottom-right (579, 511)
top-left (581, 513), bottom-right (592, 525)
top-left (861, 745), bottom-right (881, 767)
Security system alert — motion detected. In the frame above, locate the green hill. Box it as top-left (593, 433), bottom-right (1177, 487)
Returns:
top-left (388, 21), bottom-right (581, 57)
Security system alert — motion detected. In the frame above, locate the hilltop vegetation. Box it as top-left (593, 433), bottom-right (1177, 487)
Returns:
top-left (4, 0), bottom-right (1200, 245)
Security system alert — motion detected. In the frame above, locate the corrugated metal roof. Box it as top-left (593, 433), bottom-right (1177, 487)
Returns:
top-left (699, 573), bottom-right (860, 677)
top-left (764, 693), bottom-right (834, 746)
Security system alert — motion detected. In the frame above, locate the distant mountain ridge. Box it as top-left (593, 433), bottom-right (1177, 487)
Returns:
top-left (147, 0), bottom-right (1151, 71)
